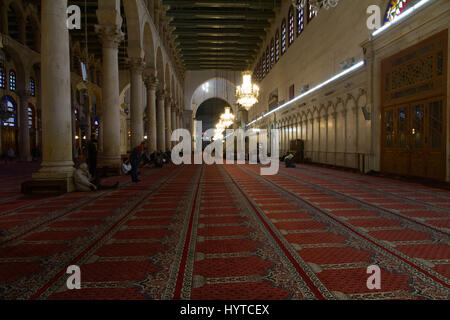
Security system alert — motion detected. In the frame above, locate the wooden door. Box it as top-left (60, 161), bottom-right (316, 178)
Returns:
top-left (381, 30), bottom-right (447, 180)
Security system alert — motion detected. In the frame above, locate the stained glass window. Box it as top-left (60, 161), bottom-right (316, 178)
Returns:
top-left (385, 0), bottom-right (411, 24)
top-left (259, 58), bottom-right (263, 80)
top-left (30, 77), bottom-right (35, 96)
top-left (1, 96), bottom-right (17, 127)
top-left (9, 70), bottom-right (16, 91)
top-left (297, 4), bottom-right (304, 36)
top-left (262, 55), bottom-right (266, 78)
top-left (0, 66), bottom-right (6, 89)
top-left (288, 6), bottom-right (295, 46)
top-left (281, 19), bottom-right (287, 55)
top-left (266, 47), bottom-right (270, 73)
top-left (308, 0), bottom-right (317, 23)
top-left (270, 38), bottom-right (275, 68)
top-left (28, 105), bottom-right (35, 128)
top-left (275, 30), bottom-right (280, 62)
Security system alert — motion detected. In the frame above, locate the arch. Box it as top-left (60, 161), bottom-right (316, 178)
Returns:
top-left (123, 0), bottom-right (143, 59)
top-left (191, 78), bottom-right (237, 116)
top-left (193, 97), bottom-right (228, 130)
top-left (143, 23), bottom-right (155, 70)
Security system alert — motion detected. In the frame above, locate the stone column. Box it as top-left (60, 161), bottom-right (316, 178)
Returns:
top-left (171, 103), bottom-right (177, 146)
top-left (32, 0), bottom-right (74, 190)
top-left (129, 58), bottom-right (145, 148)
top-left (95, 25), bottom-right (123, 168)
top-left (156, 90), bottom-right (165, 151)
top-left (165, 95), bottom-right (172, 150)
top-left (144, 76), bottom-right (158, 153)
top-left (18, 90), bottom-right (31, 161)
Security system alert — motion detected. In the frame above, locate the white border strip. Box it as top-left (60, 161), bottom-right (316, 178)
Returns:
top-left (247, 61), bottom-right (365, 126)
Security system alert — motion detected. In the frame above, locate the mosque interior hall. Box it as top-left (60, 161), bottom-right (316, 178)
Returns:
top-left (0, 0), bottom-right (449, 301)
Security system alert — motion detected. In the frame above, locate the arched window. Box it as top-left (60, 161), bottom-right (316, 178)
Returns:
top-left (28, 104), bottom-right (35, 129)
top-left (288, 6), bottom-right (295, 46)
top-left (385, 0), bottom-right (411, 24)
top-left (281, 19), bottom-right (287, 55)
top-left (9, 70), bottom-right (16, 91)
top-left (270, 38), bottom-right (275, 68)
top-left (297, 1), bottom-right (305, 36)
top-left (262, 54), bottom-right (266, 78)
top-left (275, 30), bottom-right (280, 62)
top-left (30, 78), bottom-right (35, 96)
top-left (307, 0), bottom-right (317, 23)
top-left (0, 66), bottom-right (6, 89)
top-left (1, 96), bottom-right (17, 127)
top-left (266, 47), bottom-right (270, 73)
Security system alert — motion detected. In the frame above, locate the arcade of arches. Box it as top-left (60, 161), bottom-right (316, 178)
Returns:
top-left (0, 0), bottom-right (449, 301)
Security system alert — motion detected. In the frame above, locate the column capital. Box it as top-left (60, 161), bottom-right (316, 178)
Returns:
top-left (127, 57), bottom-right (145, 73)
top-left (144, 75), bottom-right (159, 90)
top-left (156, 89), bottom-right (165, 100)
top-left (95, 25), bottom-right (124, 49)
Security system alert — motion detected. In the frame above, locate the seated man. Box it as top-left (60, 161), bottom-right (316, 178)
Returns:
top-left (284, 153), bottom-right (296, 168)
top-left (74, 163), bottom-right (118, 191)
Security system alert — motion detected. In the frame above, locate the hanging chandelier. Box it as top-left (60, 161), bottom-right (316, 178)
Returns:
top-left (219, 107), bottom-right (235, 128)
top-left (292, 0), bottom-right (340, 15)
top-left (213, 121), bottom-right (225, 141)
top-left (236, 71), bottom-right (259, 111)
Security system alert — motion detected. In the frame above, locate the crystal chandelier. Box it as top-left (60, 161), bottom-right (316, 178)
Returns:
top-left (213, 121), bottom-right (225, 141)
top-left (219, 107), bottom-right (235, 128)
top-left (236, 71), bottom-right (259, 111)
top-left (292, 0), bottom-right (340, 15)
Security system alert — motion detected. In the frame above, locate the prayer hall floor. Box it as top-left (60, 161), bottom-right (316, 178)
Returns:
top-left (0, 162), bottom-right (449, 300)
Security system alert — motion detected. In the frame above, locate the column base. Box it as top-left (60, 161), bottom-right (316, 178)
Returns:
top-left (99, 155), bottom-right (122, 177)
top-left (23, 166), bottom-right (75, 194)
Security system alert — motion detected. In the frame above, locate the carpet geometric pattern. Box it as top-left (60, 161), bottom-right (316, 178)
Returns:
top-left (0, 162), bottom-right (448, 300)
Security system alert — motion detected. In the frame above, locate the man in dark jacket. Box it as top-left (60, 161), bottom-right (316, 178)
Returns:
top-left (87, 135), bottom-right (98, 177)
top-left (130, 143), bottom-right (144, 182)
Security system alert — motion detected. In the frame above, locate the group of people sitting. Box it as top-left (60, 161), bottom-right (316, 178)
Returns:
top-left (122, 148), bottom-right (172, 178)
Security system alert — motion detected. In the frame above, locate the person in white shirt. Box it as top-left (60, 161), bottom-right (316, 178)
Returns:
top-left (122, 158), bottom-right (132, 175)
top-left (74, 163), bottom-right (119, 192)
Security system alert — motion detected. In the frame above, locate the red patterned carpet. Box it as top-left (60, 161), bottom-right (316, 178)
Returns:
top-left (0, 162), bottom-right (449, 300)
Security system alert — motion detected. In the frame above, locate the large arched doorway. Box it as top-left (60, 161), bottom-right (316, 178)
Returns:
top-left (195, 98), bottom-right (229, 150)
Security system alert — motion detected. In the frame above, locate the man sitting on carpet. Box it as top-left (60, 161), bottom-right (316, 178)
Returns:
top-left (74, 163), bottom-right (119, 192)
top-left (285, 153), bottom-right (296, 168)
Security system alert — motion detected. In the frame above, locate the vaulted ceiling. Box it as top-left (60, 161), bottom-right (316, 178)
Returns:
top-left (162, 0), bottom-right (281, 71)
